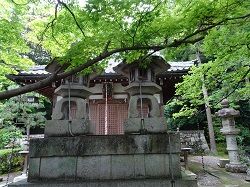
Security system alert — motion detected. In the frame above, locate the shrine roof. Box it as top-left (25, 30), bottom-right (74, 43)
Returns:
top-left (167, 61), bottom-right (196, 72)
top-left (19, 65), bottom-right (49, 75)
top-left (7, 58), bottom-right (196, 80)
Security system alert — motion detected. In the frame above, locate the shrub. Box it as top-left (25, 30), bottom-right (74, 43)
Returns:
top-left (0, 149), bottom-right (24, 175)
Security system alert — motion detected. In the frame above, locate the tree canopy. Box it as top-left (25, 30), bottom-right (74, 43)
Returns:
top-left (0, 0), bottom-right (249, 100)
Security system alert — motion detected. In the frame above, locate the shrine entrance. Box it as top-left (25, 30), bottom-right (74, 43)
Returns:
top-left (89, 100), bottom-right (128, 135)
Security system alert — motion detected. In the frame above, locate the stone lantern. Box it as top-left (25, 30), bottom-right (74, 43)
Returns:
top-left (114, 56), bottom-right (170, 133)
top-left (216, 99), bottom-right (247, 173)
top-left (45, 74), bottom-right (94, 136)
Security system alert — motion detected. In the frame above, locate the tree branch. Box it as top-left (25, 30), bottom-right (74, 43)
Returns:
top-left (1, 12), bottom-right (249, 100)
top-left (131, 1), bottom-right (162, 45)
top-left (58, 0), bottom-right (85, 37)
top-left (39, 3), bottom-right (59, 43)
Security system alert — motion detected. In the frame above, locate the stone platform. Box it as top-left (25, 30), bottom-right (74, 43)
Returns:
top-left (9, 133), bottom-right (197, 187)
top-left (9, 178), bottom-right (197, 187)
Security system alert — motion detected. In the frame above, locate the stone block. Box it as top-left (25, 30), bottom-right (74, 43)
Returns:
top-left (29, 134), bottom-right (181, 158)
top-left (77, 156), bottom-right (99, 179)
top-left (55, 85), bottom-right (92, 98)
top-left (124, 118), bottom-right (167, 133)
top-left (170, 154), bottom-right (182, 178)
top-left (145, 154), bottom-right (165, 177)
top-left (28, 158), bottom-right (40, 181)
top-left (39, 157), bottom-right (76, 181)
top-left (134, 155), bottom-right (145, 178)
top-left (111, 155), bottom-right (134, 179)
top-left (124, 82), bottom-right (162, 96)
top-left (45, 119), bottom-right (94, 137)
top-left (77, 156), bottom-right (111, 180)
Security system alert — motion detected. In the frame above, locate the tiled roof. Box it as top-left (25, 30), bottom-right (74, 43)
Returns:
top-left (18, 60), bottom-right (195, 76)
top-left (167, 61), bottom-right (195, 72)
top-left (19, 65), bottom-right (49, 75)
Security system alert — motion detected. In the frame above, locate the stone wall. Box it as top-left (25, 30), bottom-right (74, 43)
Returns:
top-left (28, 134), bottom-right (182, 182)
top-left (179, 130), bottom-right (210, 154)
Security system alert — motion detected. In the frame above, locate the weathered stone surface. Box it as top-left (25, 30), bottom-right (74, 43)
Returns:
top-left (77, 156), bottom-right (111, 180)
top-left (225, 163), bottom-right (248, 173)
top-left (44, 119), bottom-right (94, 137)
top-left (28, 154), bottom-right (182, 181)
top-left (9, 178), bottom-right (198, 187)
top-left (128, 95), bottom-right (161, 118)
top-left (145, 154), bottom-right (165, 177)
top-left (39, 157), bottom-right (77, 181)
top-left (111, 155), bottom-right (135, 179)
top-left (124, 82), bottom-right (162, 96)
top-left (124, 118), bottom-right (167, 133)
top-left (170, 154), bottom-right (182, 177)
top-left (29, 134), bottom-right (180, 158)
top-left (52, 97), bottom-right (89, 120)
top-left (54, 85), bottom-right (92, 98)
top-left (134, 155), bottom-right (145, 178)
top-left (28, 158), bottom-right (40, 180)
top-left (179, 130), bottom-right (209, 154)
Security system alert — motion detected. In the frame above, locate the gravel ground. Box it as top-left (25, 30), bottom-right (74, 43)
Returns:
top-left (190, 156), bottom-right (249, 187)
top-left (0, 172), bottom-right (21, 187)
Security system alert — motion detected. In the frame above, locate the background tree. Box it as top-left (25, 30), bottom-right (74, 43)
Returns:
top-left (0, 92), bottom-right (46, 148)
top-left (164, 8), bottom-right (250, 151)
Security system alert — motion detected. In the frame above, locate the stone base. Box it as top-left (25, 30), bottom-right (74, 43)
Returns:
top-left (8, 178), bottom-right (197, 187)
top-left (44, 119), bottom-right (94, 137)
top-left (28, 134), bottom-right (181, 182)
top-left (217, 159), bottom-right (230, 168)
top-left (225, 163), bottom-right (248, 173)
top-left (124, 118), bottom-right (167, 133)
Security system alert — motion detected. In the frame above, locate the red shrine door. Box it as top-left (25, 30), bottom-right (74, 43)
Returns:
top-left (89, 101), bottom-right (128, 135)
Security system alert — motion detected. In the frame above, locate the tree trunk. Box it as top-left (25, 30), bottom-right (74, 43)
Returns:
top-left (197, 51), bottom-right (217, 154)
top-left (202, 82), bottom-right (217, 154)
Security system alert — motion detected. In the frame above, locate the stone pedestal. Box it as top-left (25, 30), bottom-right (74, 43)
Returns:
top-left (216, 99), bottom-right (247, 173)
top-left (9, 133), bottom-right (197, 187)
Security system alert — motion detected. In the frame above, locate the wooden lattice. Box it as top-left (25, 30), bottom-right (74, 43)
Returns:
top-left (89, 102), bottom-right (128, 135)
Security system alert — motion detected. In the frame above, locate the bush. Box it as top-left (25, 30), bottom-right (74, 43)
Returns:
top-left (0, 149), bottom-right (24, 174)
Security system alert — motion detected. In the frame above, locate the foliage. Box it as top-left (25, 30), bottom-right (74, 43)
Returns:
top-left (212, 117), bottom-right (225, 143)
top-left (0, 92), bottom-right (46, 129)
top-left (0, 126), bottom-right (22, 149)
top-left (161, 1), bottom-right (250, 150)
top-left (0, 0), bottom-right (34, 90)
top-left (164, 98), bottom-right (205, 130)
top-left (216, 143), bottom-right (228, 157)
top-left (0, 0), bottom-right (249, 98)
top-left (0, 148), bottom-right (23, 175)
